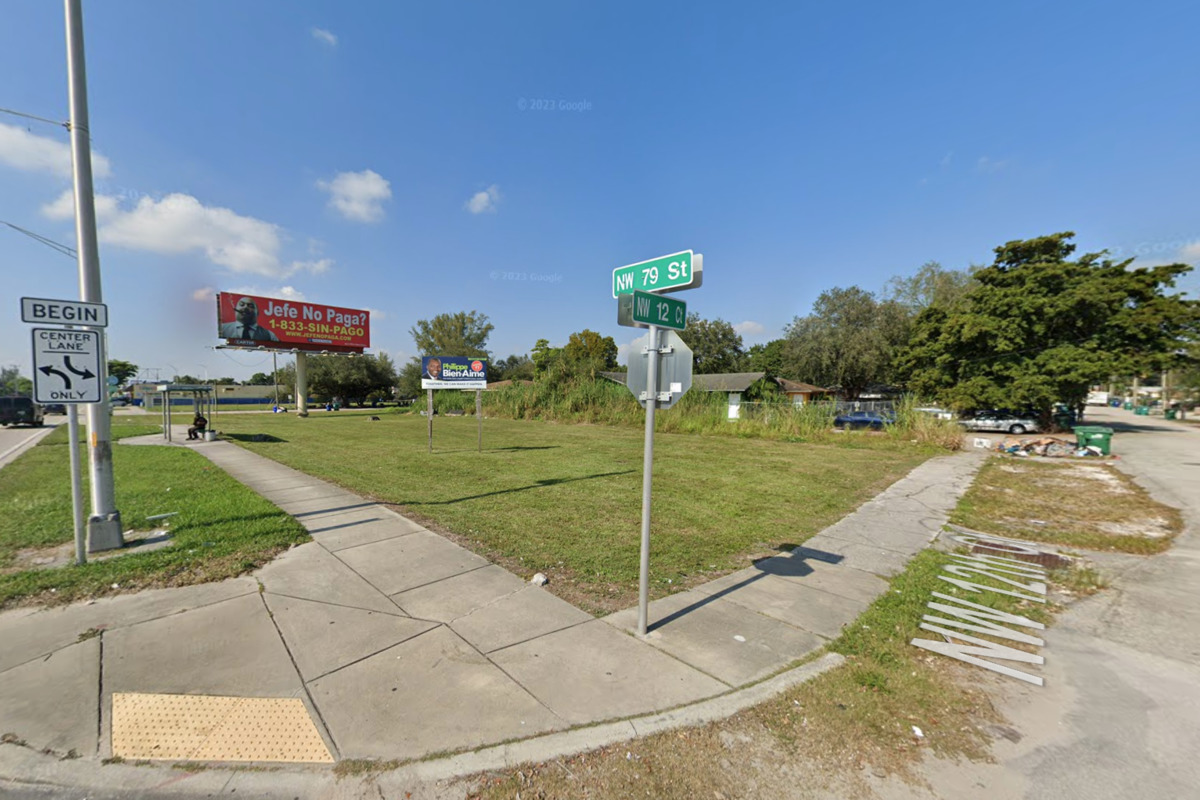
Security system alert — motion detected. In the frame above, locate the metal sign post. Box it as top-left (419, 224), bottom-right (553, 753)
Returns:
top-left (477, 390), bottom-right (483, 452)
top-left (427, 388), bottom-right (434, 453)
top-left (67, 407), bottom-right (85, 565)
top-left (614, 250), bottom-right (703, 637)
top-left (637, 325), bottom-right (662, 636)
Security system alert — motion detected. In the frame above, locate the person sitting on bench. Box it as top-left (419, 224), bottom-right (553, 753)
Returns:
top-left (188, 413), bottom-right (208, 440)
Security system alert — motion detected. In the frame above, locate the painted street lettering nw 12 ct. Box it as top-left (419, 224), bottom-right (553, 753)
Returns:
top-left (910, 531), bottom-right (1052, 686)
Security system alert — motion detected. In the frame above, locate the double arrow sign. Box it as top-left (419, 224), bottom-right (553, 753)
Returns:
top-left (39, 356), bottom-right (97, 388)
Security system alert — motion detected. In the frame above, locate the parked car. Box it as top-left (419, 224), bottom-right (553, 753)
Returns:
top-left (958, 409), bottom-right (1040, 435)
top-left (0, 396), bottom-right (45, 427)
top-left (42, 403), bottom-right (67, 415)
top-left (834, 410), bottom-right (893, 430)
top-left (110, 396), bottom-right (130, 407)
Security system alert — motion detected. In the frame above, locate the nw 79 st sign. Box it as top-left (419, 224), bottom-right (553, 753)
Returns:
top-left (612, 250), bottom-right (703, 298)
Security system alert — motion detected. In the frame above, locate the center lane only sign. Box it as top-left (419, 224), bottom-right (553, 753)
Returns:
top-left (31, 327), bottom-right (102, 403)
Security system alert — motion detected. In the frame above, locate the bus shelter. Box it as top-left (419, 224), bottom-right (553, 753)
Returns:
top-left (153, 384), bottom-right (215, 442)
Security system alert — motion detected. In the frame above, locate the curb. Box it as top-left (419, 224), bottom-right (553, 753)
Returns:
top-left (0, 653), bottom-right (845, 797)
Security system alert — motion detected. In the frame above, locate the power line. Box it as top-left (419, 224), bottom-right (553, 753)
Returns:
top-left (0, 106), bottom-right (68, 128)
top-left (0, 219), bottom-right (77, 258)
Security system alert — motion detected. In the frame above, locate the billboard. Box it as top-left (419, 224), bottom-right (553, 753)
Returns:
top-left (421, 357), bottom-right (488, 389)
top-left (216, 292), bottom-right (370, 353)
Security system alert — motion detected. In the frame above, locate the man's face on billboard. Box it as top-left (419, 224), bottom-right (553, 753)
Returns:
top-left (235, 297), bottom-right (258, 325)
top-left (427, 359), bottom-right (441, 378)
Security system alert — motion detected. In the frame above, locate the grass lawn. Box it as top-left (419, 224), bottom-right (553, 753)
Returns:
top-left (950, 457), bottom-right (1181, 554)
top-left (0, 419), bottom-right (309, 609)
top-left (213, 408), bottom-right (940, 613)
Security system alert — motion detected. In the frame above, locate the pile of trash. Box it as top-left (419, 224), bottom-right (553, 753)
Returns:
top-left (993, 436), bottom-right (1106, 458)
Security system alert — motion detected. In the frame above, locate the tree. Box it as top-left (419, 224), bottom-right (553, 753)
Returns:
top-left (409, 311), bottom-right (493, 359)
top-left (746, 339), bottom-right (787, 377)
top-left (899, 232), bottom-right (1200, 419)
top-left (784, 287), bottom-right (909, 398)
top-left (1, 366), bottom-right (33, 396)
top-left (530, 339), bottom-right (561, 377)
top-left (561, 330), bottom-right (618, 378)
top-left (107, 359), bottom-right (139, 386)
top-left (884, 261), bottom-right (976, 314)
top-left (307, 354), bottom-right (398, 405)
top-left (246, 372), bottom-right (275, 386)
top-left (678, 315), bottom-right (746, 374)
top-left (397, 359), bottom-right (422, 398)
top-left (493, 354), bottom-right (535, 382)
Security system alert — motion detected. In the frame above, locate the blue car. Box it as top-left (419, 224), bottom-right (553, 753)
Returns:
top-left (834, 411), bottom-right (893, 430)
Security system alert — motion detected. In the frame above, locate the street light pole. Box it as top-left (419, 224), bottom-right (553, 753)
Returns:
top-left (65, 0), bottom-right (121, 551)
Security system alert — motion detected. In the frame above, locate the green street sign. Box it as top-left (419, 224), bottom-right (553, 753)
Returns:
top-left (612, 251), bottom-right (702, 298)
top-left (618, 290), bottom-right (687, 331)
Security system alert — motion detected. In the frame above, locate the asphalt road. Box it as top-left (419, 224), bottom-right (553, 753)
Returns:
top-left (875, 406), bottom-right (1200, 800)
top-left (0, 420), bottom-right (57, 470)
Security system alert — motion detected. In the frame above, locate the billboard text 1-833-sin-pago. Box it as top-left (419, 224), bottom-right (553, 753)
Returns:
top-left (216, 292), bottom-right (370, 352)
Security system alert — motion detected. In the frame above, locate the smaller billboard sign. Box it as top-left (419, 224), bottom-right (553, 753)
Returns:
top-left (216, 292), bottom-right (370, 353)
top-left (421, 356), bottom-right (488, 389)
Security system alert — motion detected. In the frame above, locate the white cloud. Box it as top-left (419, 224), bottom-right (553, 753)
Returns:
top-left (616, 332), bottom-right (652, 364)
top-left (317, 169), bottom-right (391, 223)
top-left (465, 184), bottom-right (501, 214)
top-left (312, 28), bottom-right (338, 47)
top-left (1180, 242), bottom-right (1200, 261)
top-left (41, 188), bottom-right (119, 223)
top-left (227, 285), bottom-right (308, 302)
top-left (733, 321), bottom-right (766, 338)
top-left (0, 122), bottom-right (112, 179)
top-left (364, 306), bottom-right (387, 321)
top-left (191, 287), bottom-right (216, 302)
top-left (54, 192), bottom-right (332, 278)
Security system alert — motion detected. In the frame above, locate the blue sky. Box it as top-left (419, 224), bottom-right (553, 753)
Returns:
top-left (2, 1), bottom-right (1198, 382)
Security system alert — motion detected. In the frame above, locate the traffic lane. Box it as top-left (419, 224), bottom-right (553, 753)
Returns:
top-left (0, 422), bottom-right (58, 470)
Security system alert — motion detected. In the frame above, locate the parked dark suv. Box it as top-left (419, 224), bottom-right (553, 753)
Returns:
top-left (0, 397), bottom-right (45, 427)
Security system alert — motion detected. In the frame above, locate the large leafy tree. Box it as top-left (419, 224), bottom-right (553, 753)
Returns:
top-left (561, 329), bottom-right (618, 377)
top-left (492, 354), bottom-right (535, 382)
top-left (1, 366), bottom-right (33, 396)
top-left (900, 232), bottom-right (1199, 418)
top-left (784, 287), bottom-right (909, 398)
top-left (308, 353), bottom-right (397, 405)
top-left (678, 314), bottom-right (746, 374)
top-left (884, 261), bottom-right (976, 314)
top-left (107, 359), bottom-right (139, 386)
top-left (746, 339), bottom-right (786, 377)
top-left (409, 311), bottom-right (493, 359)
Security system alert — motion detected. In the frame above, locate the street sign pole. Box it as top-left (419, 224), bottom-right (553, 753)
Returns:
top-left (66, 0), bottom-right (122, 552)
top-left (427, 388), bottom-right (434, 453)
top-left (637, 325), bottom-right (661, 637)
top-left (67, 405), bottom-right (85, 565)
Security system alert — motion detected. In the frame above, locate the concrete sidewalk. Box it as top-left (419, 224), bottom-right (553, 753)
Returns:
top-left (0, 429), bottom-right (984, 795)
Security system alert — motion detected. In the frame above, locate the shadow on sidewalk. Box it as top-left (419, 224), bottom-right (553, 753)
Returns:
top-left (648, 545), bottom-right (844, 633)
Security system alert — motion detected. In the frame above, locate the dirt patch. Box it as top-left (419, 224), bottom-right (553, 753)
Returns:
top-left (3, 542), bottom-right (80, 574)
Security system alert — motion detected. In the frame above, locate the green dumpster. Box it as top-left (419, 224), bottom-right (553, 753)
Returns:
top-left (1123, 401), bottom-right (1133, 410)
top-left (1075, 425), bottom-right (1114, 455)
top-left (1135, 406), bottom-right (1150, 416)
top-left (1166, 409), bottom-right (1178, 420)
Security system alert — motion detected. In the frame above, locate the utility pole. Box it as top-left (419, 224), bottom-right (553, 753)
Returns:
top-left (65, 0), bottom-right (122, 550)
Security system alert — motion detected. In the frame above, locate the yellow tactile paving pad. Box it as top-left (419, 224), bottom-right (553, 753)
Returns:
top-left (111, 693), bottom-right (334, 763)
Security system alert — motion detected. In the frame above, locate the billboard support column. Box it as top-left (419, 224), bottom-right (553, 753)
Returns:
top-left (427, 388), bottom-right (434, 453)
top-left (295, 352), bottom-right (309, 417)
top-left (476, 389), bottom-right (482, 452)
